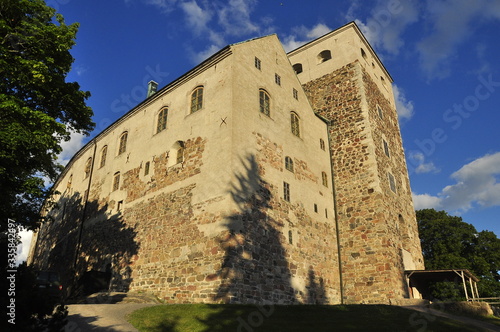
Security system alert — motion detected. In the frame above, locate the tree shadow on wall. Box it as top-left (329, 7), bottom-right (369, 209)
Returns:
top-left (198, 154), bottom-right (297, 331)
top-left (33, 191), bottom-right (139, 299)
top-left (304, 266), bottom-right (328, 305)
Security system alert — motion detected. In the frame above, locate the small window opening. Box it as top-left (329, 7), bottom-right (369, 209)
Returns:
top-left (288, 230), bottom-right (293, 245)
top-left (361, 48), bottom-right (367, 60)
top-left (377, 105), bottom-right (383, 119)
top-left (325, 209), bottom-right (328, 218)
top-left (388, 172), bottom-right (396, 193)
top-left (285, 156), bottom-right (294, 172)
top-left (144, 161), bottom-right (150, 175)
top-left (275, 73), bottom-right (281, 86)
top-left (293, 88), bottom-right (298, 100)
top-left (320, 139), bottom-right (325, 151)
top-left (283, 182), bottom-right (290, 202)
top-left (318, 50), bottom-right (332, 63)
top-left (117, 200), bottom-right (123, 211)
top-left (255, 57), bottom-right (261, 70)
top-left (322, 172), bottom-right (328, 187)
top-left (314, 204), bottom-right (318, 213)
top-left (383, 139), bottom-right (390, 157)
top-left (291, 112), bottom-right (300, 137)
top-left (292, 63), bottom-right (303, 74)
top-left (113, 172), bottom-right (120, 191)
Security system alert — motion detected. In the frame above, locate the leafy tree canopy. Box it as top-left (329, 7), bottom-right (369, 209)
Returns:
top-left (0, 0), bottom-right (94, 231)
top-left (417, 209), bottom-right (500, 298)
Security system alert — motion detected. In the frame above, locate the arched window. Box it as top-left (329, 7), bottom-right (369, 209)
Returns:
top-left (292, 63), bottom-right (303, 74)
top-left (168, 141), bottom-right (185, 166)
top-left (100, 146), bottom-right (107, 168)
top-left (320, 139), bottom-right (325, 151)
top-left (84, 157), bottom-right (92, 179)
top-left (259, 89), bottom-right (270, 116)
top-left (291, 112), bottom-right (300, 137)
top-left (322, 172), bottom-right (328, 187)
top-left (190, 86), bottom-right (203, 113)
top-left (67, 174), bottom-right (73, 189)
top-left (318, 50), bottom-right (332, 63)
top-left (118, 132), bottom-right (128, 155)
top-left (112, 172), bottom-right (120, 191)
top-left (157, 107), bottom-right (168, 133)
top-left (285, 156), bottom-right (294, 172)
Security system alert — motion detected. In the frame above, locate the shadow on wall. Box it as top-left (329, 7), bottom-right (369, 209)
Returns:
top-left (197, 154), bottom-right (328, 331)
top-left (32, 191), bottom-right (139, 298)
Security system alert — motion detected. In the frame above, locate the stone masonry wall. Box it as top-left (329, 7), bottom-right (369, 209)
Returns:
top-left (303, 61), bottom-right (423, 304)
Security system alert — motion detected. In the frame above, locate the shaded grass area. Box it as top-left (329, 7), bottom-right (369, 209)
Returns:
top-left (128, 304), bottom-right (487, 332)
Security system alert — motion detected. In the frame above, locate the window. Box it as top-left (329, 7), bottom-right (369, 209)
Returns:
top-left (322, 172), bottom-right (328, 187)
top-left (118, 132), bottom-right (128, 155)
top-left (157, 107), bottom-right (168, 133)
top-left (117, 200), bottom-right (123, 211)
top-left (314, 204), bottom-right (318, 213)
top-left (291, 112), bottom-right (300, 137)
top-left (255, 57), bottom-right (261, 70)
top-left (293, 88), bottom-right (298, 100)
top-left (325, 209), bottom-right (328, 218)
top-left (144, 161), bottom-right (150, 175)
top-left (283, 182), bottom-right (290, 202)
top-left (100, 146), bottom-right (107, 168)
top-left (377, 105), bottom-right (383, 119)
top-left (288, 230), bottom-right (293, 245)
top-left (84, 157), bottom-right (92, 179)
top-left (285, 156), bottom-right (294, 172)
top-left (275, 73), bottom-right (281, 86)
top-left (168, 141), bottom-right (185, 167)
top-left (383, 139), bottom-right (390, 157)
top-left (67, 174), bottom-right (73, 189)
top-left (320, 139), bottom-right (325, 151)
top-left (190, 86), bottom-right (203, 113)
top-left (361, 48), bottom-right (367, 60)
top-left (176, 146), bottom-right (184, 164)
top-left (259, 89), bottom-right (270, 116)
top-left (388, 172), bottom-right (396, 193)
top-left (380, 76), bottom-right (387, 89)
top-left (318, 50), bottom-right (332, 63)
top-left (292, 63), bottom-right (303, 74)
top-left (113, 172), bottom-right (120, 191)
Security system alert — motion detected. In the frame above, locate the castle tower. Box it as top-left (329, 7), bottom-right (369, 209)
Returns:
top-left (288, 22), bottom-right (425, 304)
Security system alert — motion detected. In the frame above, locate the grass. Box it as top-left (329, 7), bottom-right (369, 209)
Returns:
top-left (127, 304), bottom-right (489, 332)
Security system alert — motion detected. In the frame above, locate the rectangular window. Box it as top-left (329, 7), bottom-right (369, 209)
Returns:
top-left (275, 73), bottom-right (281, 86)
top-left (377, 105), bottom-right (383, 119)
top-left (283, 182), bottom-right (290, 202)
top-left (388, 172), bottom-right (396, 193)
top-left (255, 57), bottom-right (261, 70)
top-left (314, 204), bottom-right (318, 213)
top-left (325, 209), bottom-right (328, 218)
top-left (293, 88), bottom-right (298, 100)
top-left (144, 161), bottom-right (150, 175)
top-left (383, 139), bottom-right (390, 157)
top-left (288, 230), bottom-right (293, 245)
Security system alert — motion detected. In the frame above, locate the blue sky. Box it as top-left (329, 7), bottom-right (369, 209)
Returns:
top-left (46, 0), bottom-right (500, 242)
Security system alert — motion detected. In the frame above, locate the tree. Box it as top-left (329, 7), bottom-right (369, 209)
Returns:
top-left (416, 209), bottom-right (500, 299)
top-left (0, 0), bottom-right (94, 232)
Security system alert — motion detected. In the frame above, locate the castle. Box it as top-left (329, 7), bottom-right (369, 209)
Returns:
top-left (29, 22), bottom-right (425, 304)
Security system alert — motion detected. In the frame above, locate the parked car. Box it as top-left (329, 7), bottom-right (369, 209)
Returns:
top-left (35, 271), bottom-right (63, 299)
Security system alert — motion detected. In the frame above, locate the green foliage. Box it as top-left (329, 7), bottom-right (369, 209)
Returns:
top-left (417, 209), bottom-right (500, 298)
top-left (0, 0), bottom-right (94, 231)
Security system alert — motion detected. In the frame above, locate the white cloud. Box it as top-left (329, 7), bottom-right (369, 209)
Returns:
top-left (16, 229), bottom-right (33, 265)
top-left (57, 131), bottom-right (87, 166)
top-left (412, 152), bottom-right (500, 213)
top-left (349, 0), bottom-right (419, 55)
top-left (440, 152), bottom-right (500, 212)
top-left (217, 0), bottom-right (259, 36)
top-left (180, 1), bottom-right (212, 35)
top-left (412, 192), bottom-right (442, 210)
top-left (393, 84), bottom-right (414, 121)
top-left (417, 0), bottom-right (500, 80)
top-left (282, 23), bottom-right (331, 52)
top-left (408, 151), bottom-right (439, 174)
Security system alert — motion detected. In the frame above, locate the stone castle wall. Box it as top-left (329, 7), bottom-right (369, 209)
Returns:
top-left (303, 61), bottom-right (424, 304)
